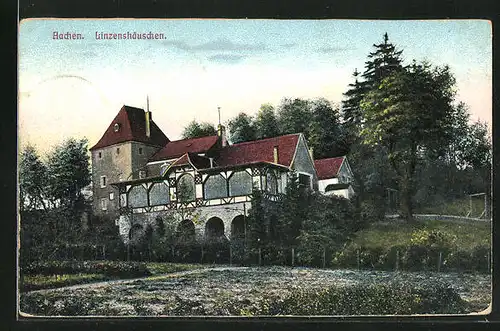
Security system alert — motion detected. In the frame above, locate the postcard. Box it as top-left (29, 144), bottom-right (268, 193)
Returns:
top-left (18, 18), bottom-right (492, 317)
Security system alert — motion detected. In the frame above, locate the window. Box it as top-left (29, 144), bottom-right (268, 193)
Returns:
top-left (98, 152), bottom-right (102, 159)
top-left (177, 174), bottom-right (195, 202)
top-left (139, 170), bottom-right (147, 179)
top-left (109, 192), bottom-right (114, 200)
top-left (114, 123), bottom-right (120, 132)
top-left (116, 147), bottom-right (120, 155)
top-left (100, 176), bottom-right (107, 188)
top-left (120, 193), bottom-right (127, 207)
top-left (298, 173), bottom-right (311, 189)
top-left (229, 171), bottom-right (253, 196)
top-left (149, 182), bottom-right (170, 206)
top-left (100, 198), bottom-right (108, 211)
top-left (128, 185), bottom-right (148, 207)
top-left (139, 147), bottom-right (143, 155)
top-left (204, 174), bottom-right (228, 199)
top-left (266, 171), bottom-right (278, 194)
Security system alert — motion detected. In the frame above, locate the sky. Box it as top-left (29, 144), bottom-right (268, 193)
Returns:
top-left (18, 19), bottom-right (492, 156)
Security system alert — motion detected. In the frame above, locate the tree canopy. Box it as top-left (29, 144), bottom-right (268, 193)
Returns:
top-left (181, 120), bottom-right (217, 139)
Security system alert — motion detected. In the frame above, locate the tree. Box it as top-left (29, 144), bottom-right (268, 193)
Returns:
top-left (308, 98), bottom-right (348, 159)
top-left (277, 98), bottom-right (312, 137)
top-left (360, 61), bottom-right (457, 222)
top-left (254, 103), bottom-right (280, 139)
top-left (46, 138), bottom-right (91, 211)
top-left (341, 68), bottom-right (369, 139)
top-left (362, 32), bottom-right (404, 86)
top-left (19, 145), bottom-right (49, 211)
top-left (227, 113), bottom-right (257, 143)
top-left (181, 120), bottom-right (217, 139)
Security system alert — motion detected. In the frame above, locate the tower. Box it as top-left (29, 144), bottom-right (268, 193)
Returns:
top-left (89, 105), bottom-right (169, 217)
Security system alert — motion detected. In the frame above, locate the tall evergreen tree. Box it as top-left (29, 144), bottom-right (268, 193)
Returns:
top-left (341, 68), bottom-right (369, 138)
top-left (362, 32), bottom-right (404, 86)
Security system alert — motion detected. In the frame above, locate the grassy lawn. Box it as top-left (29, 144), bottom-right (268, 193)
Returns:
top-left (19, 266), bottom-right (491, 316)
top-left (20, 261), bottom-right (208, 292)
top-left (416, 197), bottom-right (487, 218)
top-left (352, 219), bottom-right (491, 250)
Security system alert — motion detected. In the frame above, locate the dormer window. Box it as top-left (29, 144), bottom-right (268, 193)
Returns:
top-left (114, 123), bottom-right (120, 132)
top-left (139, 147), bottom-right (143, 155)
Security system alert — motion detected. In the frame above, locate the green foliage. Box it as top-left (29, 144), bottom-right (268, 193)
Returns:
top-left (277, 98), bottom-right (312, 137)
top-left (227, 112), bottom-right (257, 143)
top-left (332, 220), bottom-right (490, 272)
top-left (19, 145), bottom-right (49, 211)
top-left (308, 98), bottom-right (348, 159)
top-left (181, 120), bottom-right (217, 139)
top-left (20, 273), bottom-right (107, 292)
top-left (46, 138), bottom-right (91, 209)
top-left (254, 103), bottom-right (280, 139)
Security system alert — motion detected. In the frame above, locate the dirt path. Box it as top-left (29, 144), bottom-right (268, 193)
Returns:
top-left (28, 266), bottom-right (248, 294)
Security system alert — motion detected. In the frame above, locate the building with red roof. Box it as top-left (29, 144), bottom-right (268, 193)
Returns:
top-left (90, 105), bottom-right (352, 244)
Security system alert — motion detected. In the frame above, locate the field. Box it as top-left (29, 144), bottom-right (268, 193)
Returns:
top-left (20, 266), bottom-right (490, 316)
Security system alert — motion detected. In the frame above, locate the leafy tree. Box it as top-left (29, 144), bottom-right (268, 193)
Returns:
top-left (181, 120), bottom-right (217, 139)
top-left (277, 98), bottom-right (312, 137)
top-left (19, 145), bottom-right (49, 211)
top-left (46, 138), bottom-right (91, 210)
top-left (360, 61), bottom-right (457, 222)
top-left (227, 113), bottom-right (257, 143)
top-left (308, 98), bottom-right (348, 159)
top-left (255, 103), bottom-right (280, 139)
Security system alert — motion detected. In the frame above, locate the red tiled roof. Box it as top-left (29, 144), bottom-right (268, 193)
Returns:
top-left (165, 153), bottom-right (212, 171)
top-left (314, 156), bottom-right (345, 180)
top-left (149, 135), bottom-right (219, 162)
top-left (90, 105), bottom-right (169, 150)
top-left (215, 134), bottom-right (300, 168)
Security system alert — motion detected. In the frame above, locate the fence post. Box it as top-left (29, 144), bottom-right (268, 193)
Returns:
top-left (356, 249), bottom-right (360, 270)
top-left (437, 251), bottom-right (442, 272)
top-left (229, 244), bottom-right (232, 266)
top-left (322, 247), bottom-right (326, 268)
top-left (258, 247), bottom-right (262, 266)
top-left (102, 245), bottom-right (106, 260)
top-left (395, 250), bottom-right (399, 271)
top-left (292, 248), bottom-right (295, 267)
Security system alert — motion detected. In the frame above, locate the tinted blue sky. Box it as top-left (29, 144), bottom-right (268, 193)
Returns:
top-left (19, 19), bottom-right (492, 155)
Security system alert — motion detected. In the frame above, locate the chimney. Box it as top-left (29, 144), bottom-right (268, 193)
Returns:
top-left (273, 146), bottom-right (279, 164)
top-left (217, 124), bottom-right (227, 147)
top-left (309, 147), bottom-right (314, 160)
top-left (145, 96), bottom-right (151, 138)
top-left (145, 111), bottom-right (151, 138)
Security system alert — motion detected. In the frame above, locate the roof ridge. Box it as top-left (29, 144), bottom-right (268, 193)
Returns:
top-left (169, 135), bottom-right (218, 143)
top-left (229, 133), bottom-right (301, 147)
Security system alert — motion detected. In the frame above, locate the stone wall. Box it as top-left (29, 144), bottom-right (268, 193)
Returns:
top-left (116, 202), bottom-right (251, 244)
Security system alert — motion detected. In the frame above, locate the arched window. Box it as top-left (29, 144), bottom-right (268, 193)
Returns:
top-left (228, 171), bottom-right (252, 196)
top-left (128, 185), bottom-right (148, 207)
top-left (204, 174), bottom-right (228, 199)
top-left (266, 170), bottom-right (278, 194)
top-left (177, 219), bottom-right (196, 242)
top-left (231, 215), bottom-right (245, 239)
top-left (177, 174), bottom-right (195, 202)
top-left (205, 217), bottom-right (225, 240)
top-left (149, 182), bottom-right (169, 206)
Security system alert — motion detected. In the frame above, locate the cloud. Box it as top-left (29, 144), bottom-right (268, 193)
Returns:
top-left (163, 38), bottom-right (268, 52)
top-left (318, 46), bottom-right (351, 53)
top-left (207, 54), bottom-right (246, 64)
